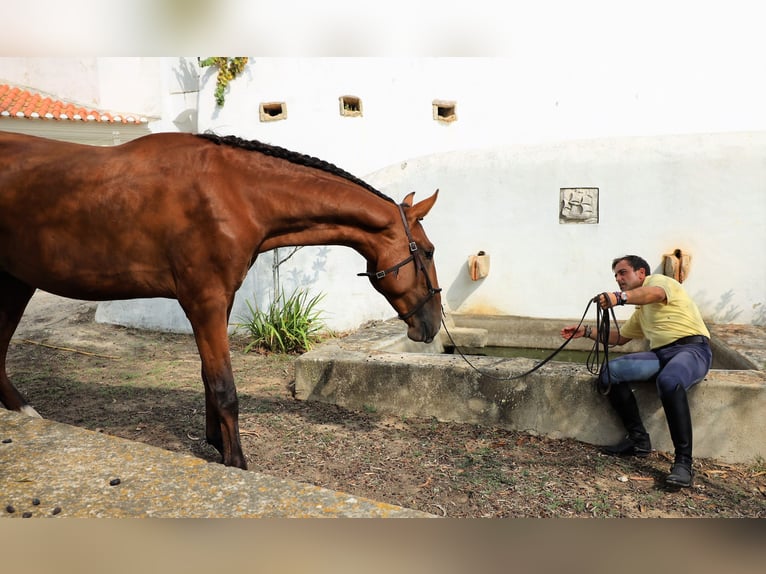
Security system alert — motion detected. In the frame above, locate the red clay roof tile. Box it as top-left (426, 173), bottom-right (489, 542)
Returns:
top-left (0, 84), bottom-right (148, 124)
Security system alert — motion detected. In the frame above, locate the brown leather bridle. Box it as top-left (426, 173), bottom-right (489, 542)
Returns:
top-left (358, 203), bottom-right (442, 320)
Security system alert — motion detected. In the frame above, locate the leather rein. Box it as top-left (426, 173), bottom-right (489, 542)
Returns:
top-left (358, 203), bottom-right (442, 320)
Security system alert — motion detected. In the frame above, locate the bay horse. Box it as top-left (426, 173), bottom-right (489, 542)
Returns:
top-left (0, 131), bottom-right (442, 470)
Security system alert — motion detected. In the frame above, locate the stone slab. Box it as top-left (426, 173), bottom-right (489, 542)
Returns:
top-left (0, 409), bottom-right (432, 518)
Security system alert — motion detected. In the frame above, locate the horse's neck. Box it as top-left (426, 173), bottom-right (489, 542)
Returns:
top-left (257, 185), bottom-right (397, 258)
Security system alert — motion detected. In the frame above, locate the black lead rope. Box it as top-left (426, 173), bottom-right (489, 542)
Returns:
top-left (441, 293), bottom-right (621, 388)
top-left (588, 296), bottom-right (622, 395)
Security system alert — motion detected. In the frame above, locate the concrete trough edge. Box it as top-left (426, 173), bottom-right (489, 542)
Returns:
top-left (295, 316), bottom-right (766, 464)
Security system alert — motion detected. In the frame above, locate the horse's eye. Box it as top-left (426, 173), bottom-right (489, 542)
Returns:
top-left (424, 250), bottom-right (434, 260)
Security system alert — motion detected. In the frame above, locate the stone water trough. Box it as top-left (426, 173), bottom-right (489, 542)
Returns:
top-left (295, 314), bottom-right (766, 464)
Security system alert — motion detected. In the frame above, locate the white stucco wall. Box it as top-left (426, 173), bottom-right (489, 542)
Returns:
top-left (365, 132), bottom-right (766, 326)
top-left (197, 58), bottom-right (517, 176)
top-left (195, 55), bottom-right (766, 178)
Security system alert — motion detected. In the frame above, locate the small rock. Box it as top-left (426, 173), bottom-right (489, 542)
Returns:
top-left (51, 507), bottom-right (62, 515)
top-left (1, 438), bottom-right (11, 444)
top-left (6, 505), bottom-right (15, 514)
top-left (109, 478), bottom-right (121, 486)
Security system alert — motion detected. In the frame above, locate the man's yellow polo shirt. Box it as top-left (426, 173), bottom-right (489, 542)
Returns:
top-left (620, 274), bottom-right (710, 350)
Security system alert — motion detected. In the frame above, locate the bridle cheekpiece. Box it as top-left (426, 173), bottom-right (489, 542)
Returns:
top-left (358, 203), bottom-right (442, 320)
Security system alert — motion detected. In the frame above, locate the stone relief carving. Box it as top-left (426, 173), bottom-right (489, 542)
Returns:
top-left (560, 187), bottom-right (598, 224)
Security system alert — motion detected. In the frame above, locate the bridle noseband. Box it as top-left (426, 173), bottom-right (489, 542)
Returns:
top-left (358, 203), bottom-right (442, 320)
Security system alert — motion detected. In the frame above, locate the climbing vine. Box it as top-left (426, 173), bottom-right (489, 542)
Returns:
top-left (199, 57), bottom-right (249, 107)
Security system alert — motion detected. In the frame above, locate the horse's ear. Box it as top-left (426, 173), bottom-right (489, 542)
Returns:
top-left (401, 191), bottom-right (416, 207)
top-left (409, 189), bottom-right (439, 220)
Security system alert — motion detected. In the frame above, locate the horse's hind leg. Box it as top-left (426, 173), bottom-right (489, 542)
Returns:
top-left (181, 294), bottom-right (246, 470)
top-left (0, 274), bottom-right (40, 417)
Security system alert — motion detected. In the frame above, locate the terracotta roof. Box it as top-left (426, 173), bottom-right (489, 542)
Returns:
top-left (0, 84), bottom-right (148, 124)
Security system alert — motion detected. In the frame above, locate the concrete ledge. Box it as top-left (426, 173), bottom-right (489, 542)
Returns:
top-left (295, 316), bottom-right (766, 464)
top-left (0, 410), bottom-right (431, 518)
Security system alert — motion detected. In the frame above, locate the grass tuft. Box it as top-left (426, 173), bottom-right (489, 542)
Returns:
top-left (236, 288), bottom-right (328, 354)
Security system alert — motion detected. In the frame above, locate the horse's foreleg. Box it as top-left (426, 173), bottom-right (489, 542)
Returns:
top-left (0, 275), bottom-right (40, 417)
top-left (183, 297), bottom-right (247, 470)
top-left (200, 369), bottom-right (223, 453)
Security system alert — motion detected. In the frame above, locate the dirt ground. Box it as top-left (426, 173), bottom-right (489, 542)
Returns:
top-left (6, 292), bottom-right (766, 518)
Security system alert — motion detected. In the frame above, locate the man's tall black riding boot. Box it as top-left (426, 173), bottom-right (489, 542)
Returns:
top-left (661, 384), bottom-right (694, 487)
top-left (602, 382), bottom-right (652, 457)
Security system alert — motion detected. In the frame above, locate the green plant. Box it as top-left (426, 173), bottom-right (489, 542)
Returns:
top-left (199, 57), bottom-right (249, 107)
top-left (236, 288), bottom-right (327, 354)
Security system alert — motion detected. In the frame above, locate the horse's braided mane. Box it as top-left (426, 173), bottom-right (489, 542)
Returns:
top-left (197, 132), bottom-right (395, 204)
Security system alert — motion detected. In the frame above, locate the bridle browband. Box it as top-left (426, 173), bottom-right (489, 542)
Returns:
top-left (358, 203), bottom-right (442, 320)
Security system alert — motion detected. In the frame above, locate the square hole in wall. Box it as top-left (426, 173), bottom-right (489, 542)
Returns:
top-left (433, 100), bottom-right (457, 123)
top-left (259, 102), bottom-right (287, 122)
top-left (560, 187), bottom-right (599, 224)
top-left (339, 95), bottom-right (363, 117)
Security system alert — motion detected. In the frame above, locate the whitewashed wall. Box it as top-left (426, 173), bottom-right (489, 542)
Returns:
top-left (365, 132), bottom-right (766, 326)
top-left (197, 58), bottom-right (520, 176)
top-left (195, 56), bottom-right (766, 178)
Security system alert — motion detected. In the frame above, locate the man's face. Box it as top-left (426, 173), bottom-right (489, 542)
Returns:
top-left (613, 259), bottom-right (645, 291)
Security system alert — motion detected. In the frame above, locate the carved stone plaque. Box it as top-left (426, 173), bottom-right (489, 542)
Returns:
top-left (560, 187), bottom-right (599, 224)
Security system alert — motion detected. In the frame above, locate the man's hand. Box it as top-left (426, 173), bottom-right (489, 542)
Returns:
top-left (594, 292), bottom-right (620, 309)
top-left (561, 325), bottom-right (584, 339)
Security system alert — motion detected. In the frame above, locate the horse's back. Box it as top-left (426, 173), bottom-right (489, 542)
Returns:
top-left (0, 131), bottom-right (197, 169)
top-left (0, 132), bottom-right (203, 228)
top-left (0, 132), bottom-right (237, 300)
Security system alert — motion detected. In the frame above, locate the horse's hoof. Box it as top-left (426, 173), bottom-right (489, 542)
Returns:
top-left (223, 455), bottom-right (248, 470)
top-left (20, 405), bottom-right (43, 418)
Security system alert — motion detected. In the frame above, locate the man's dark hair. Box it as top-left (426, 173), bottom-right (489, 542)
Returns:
top-left (612, 255), bottom-right (651, 276)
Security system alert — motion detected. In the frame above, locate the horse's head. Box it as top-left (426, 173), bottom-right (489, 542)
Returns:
top-left (360, 190), bottom-right (442, 343)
